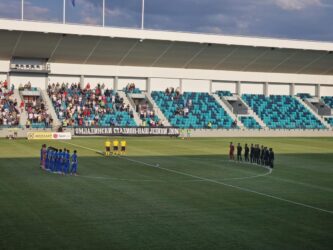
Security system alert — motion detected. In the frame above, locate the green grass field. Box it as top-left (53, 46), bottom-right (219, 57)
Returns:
top-left (0, 137), bottom-right (332, 250)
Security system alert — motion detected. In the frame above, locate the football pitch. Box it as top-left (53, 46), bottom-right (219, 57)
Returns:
top-left (0, 137), bottom-right (332, 250)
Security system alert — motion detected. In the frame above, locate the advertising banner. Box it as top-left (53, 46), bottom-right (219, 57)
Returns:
top-left (27, 132), bottom-right (72, 140)
top-left (74, 127), bottom-right (180, 136)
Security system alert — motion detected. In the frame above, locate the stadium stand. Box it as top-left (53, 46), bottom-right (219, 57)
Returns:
top-left (242, 94), bottom-right (325, 129)
top-left (123, 83), bottom-right (142, 94)
top-left (216, 90), bottom-right (233, 97)
top-left (0, 80), bottom-right (20, 127)
top-left (21, 86), bottom-right (52, 129)
top-left (238, 116), bottom-right (261, 129)
top-left (48, 83), bottom-right (136, 127)
top-left (322, 96), bottom-right (333, 109)
top-left (151, 89), bottom-right (236, 129)
top-left (296, 93), bottom-right (312, 100)
top-left (137, 100), bottom-right (161, 127)
top-left (324, 117), bottom-right (333, 127)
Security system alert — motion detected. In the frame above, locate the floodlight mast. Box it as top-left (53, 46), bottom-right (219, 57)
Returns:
top-left (102, 0), bottom-right (105, 27)
top-left (141, 0), bottom-right (145, 30)
top-left (63, 0), bottom-right (66, 24)
top-left (21, 0), bottom-right (24, 20)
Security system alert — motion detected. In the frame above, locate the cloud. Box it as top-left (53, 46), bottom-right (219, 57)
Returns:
top-left (270, 0), bottom-right (322, 10)
top-left (0, 0), bottom-right (332, 41)
top-left (0, 0), bottom-right (21, 19)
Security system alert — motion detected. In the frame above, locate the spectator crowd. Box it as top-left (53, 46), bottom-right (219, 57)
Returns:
top-left (0, 80), bottom-right (20, 127)
top-left (48, 82), bottom-right (133, 127)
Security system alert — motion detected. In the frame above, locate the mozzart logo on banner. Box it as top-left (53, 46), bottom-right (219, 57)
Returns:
top-left (74, 127), bottom-right (180, 136)
top-left (27, 132), bottom-right (72, 140)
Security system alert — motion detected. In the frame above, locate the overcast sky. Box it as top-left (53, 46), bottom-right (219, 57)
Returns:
top-left (0, 0), bottom-right (332, 41)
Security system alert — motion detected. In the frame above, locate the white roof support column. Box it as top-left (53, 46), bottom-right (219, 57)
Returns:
top-left (264, 82), bottom-right (269, 96)
top-left (179, 79), bottom-right (183, 93)
top-left (315, 84), bottom-right (321, 97)
top-left (290, 83), bottom-right (295, 96)
top-left (146, 77), bottom-right (151, 93)
top-left (80, 75), bottom-right (84, 89)
top-left (236, 81), bottom-right (241, 95)
top-left (209, 80), bottom-right (213, 94)
top-left (114, 76), bottom-right (118, 91)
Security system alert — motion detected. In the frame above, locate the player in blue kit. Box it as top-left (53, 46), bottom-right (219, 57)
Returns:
top-left (51, 149), bottom-right (57, 172)
top-left (70, 150), bottom-right (78, 176)
top-left (45, 148), bottom-right (50, 170)
top-left (57, 149), bottom-right (63, 174)
top-left (63, 149), bottom-right (70, 174)
top-left (61, 148), bottom-right (67, 174)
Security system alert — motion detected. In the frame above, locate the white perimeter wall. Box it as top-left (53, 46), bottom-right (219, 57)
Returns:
top-left (118, 78), bottom-right (146, 91)
top-left (241, 83), bottom-right (264, 95)
top-left (212, 82), bottom-right (236, 93)
top-left (268, 84), bottom-right (290, 95)
top-left (295, 84), bottom-right (316, 95)
top-left (182, 79), bottom-right (210, 92)
top-left (84, 76), bottom-right (114, 89)
top-left (0, 73), bottom-right (6, 82)
top-left (150, 78), bottom-right (180, 91)
top-left (0, 60), bottom-right (8, 73)
top-left (48, 75), bottom-right (81, 85)
top-left (321, 86), bottom-right (333, 96)
top-left (11, 73), bottom-right (46, 89)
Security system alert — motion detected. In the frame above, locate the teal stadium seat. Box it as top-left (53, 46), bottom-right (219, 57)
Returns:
top-left (324, 117), bottom-right (333, 127)
top-left (242, 94), bottom-right (325, 129)
top-left (151, 91), bottom-right (236, 129)
top-left (239, 116), bottom-right (261, 129)
top-left (216, 90), bottom-right (233, 97)
top-left (322, 96), bottom-right (333, 109)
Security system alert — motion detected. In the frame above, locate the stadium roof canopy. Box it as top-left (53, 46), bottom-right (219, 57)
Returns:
top-left (0, 19), bottom-right (333, 75)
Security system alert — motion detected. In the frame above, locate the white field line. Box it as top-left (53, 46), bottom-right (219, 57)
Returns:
top-left (62, 140), bottom-right (271, 181)
top-left (61, 141), bottom-right (333, 215)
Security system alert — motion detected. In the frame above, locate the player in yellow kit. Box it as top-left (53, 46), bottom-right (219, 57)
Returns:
top-left (113, 139), bottom-right (119, 155)
top-left (105, 138), bottom-right (111, 156)
top-left (120, 139), bottom-right (127, 155)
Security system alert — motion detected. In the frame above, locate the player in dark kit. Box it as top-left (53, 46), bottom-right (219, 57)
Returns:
top-left (260, 145), bottom-right (265, 165)
top-left (269, 148), bottom-right (275, 168)
top-left (255, 144), bottom-right (260, 164)
top-left (244, 144), bottom-right (249, 162)
top-left (250, 144), bottom-right (254, 163)
top-left (236, 143), bottom-right (242, 161)
top-left (229, 142), bottom-right (235, 160)
top-left (264, 147), bottom-right (270, 166)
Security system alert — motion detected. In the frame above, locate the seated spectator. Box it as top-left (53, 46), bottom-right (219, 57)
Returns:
top-left (0, 81), bottom-right (20, 127)
top-left (48, 83), bottom-right (134, 127)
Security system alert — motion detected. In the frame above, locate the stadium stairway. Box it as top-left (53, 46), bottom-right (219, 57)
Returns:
top-left (236, 95), bottom-right (267, 129)
top-left (211, 93), bottom-right (244, 129)
top-left (294, 96), bottom-right (330, 129)
top-left (13, 89), bottom-right (27, 127)
top-left (144, 92), bottom-right (171, 126)
top-left (40, 89), bottom-right (61, 127)
top-left (117, 91), bottom-right (141, 126)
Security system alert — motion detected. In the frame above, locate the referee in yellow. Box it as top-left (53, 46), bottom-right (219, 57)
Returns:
top-left (113, 138), bottom-right (119, 155)
top-left (120, 139), bottom-right (127, 155)
top-left (105, 138), bottom-right (111, 156)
